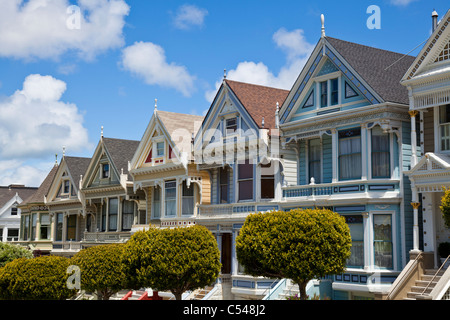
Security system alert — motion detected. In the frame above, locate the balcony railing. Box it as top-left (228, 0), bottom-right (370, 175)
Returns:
top-left (198, 202), bottom-right (279, 219)
top-left (283, 180), bottom-right (400, 199)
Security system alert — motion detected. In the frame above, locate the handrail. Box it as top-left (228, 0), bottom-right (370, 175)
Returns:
top-left (261, 278), bottom-right (282, 300)
top-left (121, 290), bottom-right (133, 300)
top-left (421, 255), bottom-right (450, 295)
top-left (386, 252), bottom-right (422, 300)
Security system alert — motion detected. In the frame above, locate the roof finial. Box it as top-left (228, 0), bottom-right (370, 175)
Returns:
top-left (223, 69), bottom-right (227, 80)
top-left (262, 117), bottom-right (265, 129)
top-left (321, 14), bottom-right (325, 38)
top-left (101, 126), bottom-right (104, 138)
top-left (154, 98), bottom-right (158, 111)
top-left (55, 153), bottom-right (58, 166)
top-left (62, 146), bottom-right (66, 158)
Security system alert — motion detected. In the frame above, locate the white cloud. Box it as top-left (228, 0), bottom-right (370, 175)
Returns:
top-left (173, 4), bottom-right (208, 30)
top-left (0, 74), bottom-right (90, 160)
top-left (205, 28), bottom-right (314, 102)
top-left (121, 41), bottom-right (196, 97)
top-left (0, 160), bottom-right (54, 188)
top-left (0, 0), bottom-right (130, 61)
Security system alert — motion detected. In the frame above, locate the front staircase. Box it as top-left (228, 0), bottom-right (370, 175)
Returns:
top-left (403, 268), bottom-right (446, 300)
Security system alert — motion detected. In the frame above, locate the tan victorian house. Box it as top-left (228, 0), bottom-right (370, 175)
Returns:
top-left (129, 107), bottom-right (210, 230)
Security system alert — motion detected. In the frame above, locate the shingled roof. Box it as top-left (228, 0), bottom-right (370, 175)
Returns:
top-left (225, 79), bottom-right (289, 130)
top-left (326, 37), bottom-right (415, 105)
top-left (64, 156), bottom-right (91, 190)
top-left (102, 137), bottom-right (140, 177)
top-left (20, 164), bottom-right (59, 206)
top-left (0, 185), bottom-right (38, 209)
top-left (157, 110), bottom-right (204, 137)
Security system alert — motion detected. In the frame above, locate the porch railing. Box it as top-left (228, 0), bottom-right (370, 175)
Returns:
top-left (82, 231), bottom-right (131, 243)
top-left (198, 202), bottom-right (279, 218)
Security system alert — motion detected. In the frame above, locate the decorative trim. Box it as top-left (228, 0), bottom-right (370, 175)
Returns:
top-left (411, 202), bottom-right (421, 210)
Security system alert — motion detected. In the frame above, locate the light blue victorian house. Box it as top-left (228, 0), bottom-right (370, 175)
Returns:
top-left (194, 18), bottom-right (423, 299)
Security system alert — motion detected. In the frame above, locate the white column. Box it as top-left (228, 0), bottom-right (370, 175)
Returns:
top-left (409, 110), bottom-right (418, 167)
top-left (421, 192), bottom-right (435, 253)
top-left (411, 187), bottom-right (421, 253)
top-left (362, 212), bottom-right (370, 270)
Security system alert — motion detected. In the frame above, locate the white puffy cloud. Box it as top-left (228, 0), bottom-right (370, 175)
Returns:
top-left (0, 74), bottom-right (90, 160)
top-left (0, 0), bottom-right (130, 61)
top-left (205, 28), bottom-right (314, 102)
top-left (121, 41), bottom-right (196, 97)
top-left (173, 4), bottom-right (208, 30)
top-left (0, 160), bottom-right (54, 188)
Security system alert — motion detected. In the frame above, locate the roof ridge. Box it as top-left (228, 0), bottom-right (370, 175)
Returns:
top-left (326, 36), bottom-right (416, 58)
top-left (225, 79), bottom-right (290, 92)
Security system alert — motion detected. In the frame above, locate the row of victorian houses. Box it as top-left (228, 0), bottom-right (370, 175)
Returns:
top-left (4, 10), bottom-right (450, 300)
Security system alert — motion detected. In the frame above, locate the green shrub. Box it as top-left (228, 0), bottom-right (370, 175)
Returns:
top-left (70, 243), bottom-right (126, 300)
top-left (0, 255), bottom-right (76, 300)
top-left (0, 242), bottom-right (33, 268)
top-left (123, 225), bottom-right (221, 300)
top-left (236, 208), bottom-right (352, 300)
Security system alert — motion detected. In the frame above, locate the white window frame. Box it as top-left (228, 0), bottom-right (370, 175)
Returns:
top-left (314, 71), bottom-right (342, 109)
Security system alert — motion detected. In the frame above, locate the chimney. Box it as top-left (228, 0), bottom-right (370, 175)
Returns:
top-left (432, 10), bottom-right (438, 32)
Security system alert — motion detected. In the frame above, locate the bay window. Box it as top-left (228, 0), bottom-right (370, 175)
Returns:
top-left (261, 163), bottom-right (275, 199)
top-left (339, 128), bottom-right (362, 180)
top-left (165, 180), bottom-right (177, 216)
top-left (182, 181), bottom-right (194, 215)
top-left (153, 186), bottom-right (161, 218)
top-left (238, 160), bottom-right (253, 201)
top-left (40, 213), bottom-right (50, 240)
top-left (31, 213), bottom-right (37, 241)
top-left (55, 213), bottom-right (63, 241)
top-left (108, 198), bottom-right (118, 231)
top-left (371, 126), bottom-right (390, 178)
top-left (219, 166), bottom-right (229, 203)
top-left (308, 139), bottom-right (321, 184)
top-left (122, 200), bottom-right (134, 231)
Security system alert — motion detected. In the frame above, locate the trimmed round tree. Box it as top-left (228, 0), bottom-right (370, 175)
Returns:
top-left (70, 243), bottom-right (126, 300)
top-left (0, 242), bottom-right (33, 268)
top-left (235, 208), bottom-right (352, 300)
top-left (123, 225), bottom-right (221, 300)
top-left (0, 255), bottom-right (76, 300)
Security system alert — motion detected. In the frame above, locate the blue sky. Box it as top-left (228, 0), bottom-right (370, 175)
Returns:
top-left (0, 0), bottom-right (448, 187)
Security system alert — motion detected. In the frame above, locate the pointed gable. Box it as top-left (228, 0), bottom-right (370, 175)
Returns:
top-left (280, 36), bottom-right (414, 124)
top-left (402, 9), bottom-right (450, 82)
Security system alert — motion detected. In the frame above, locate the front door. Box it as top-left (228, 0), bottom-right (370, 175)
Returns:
top-left (221, 233), bottom-right (232, 274)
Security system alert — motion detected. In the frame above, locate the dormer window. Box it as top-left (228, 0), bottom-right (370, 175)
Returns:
top-left (63, 180), bottom-right (70, 194)
top-left (319, 77), bottom-right (339, 108)
top-left (157, 142), bottom-right (165, 157)
top-left (102, 163), bottom-right (110, 179)
top-left (226, 118), bottom-right (237, 135)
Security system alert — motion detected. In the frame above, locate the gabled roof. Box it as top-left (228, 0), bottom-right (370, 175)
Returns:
top-left (326, 37), bottom-right (414, 105)
top-left (64, 156), bottom-right (91, 189)
top-left (102, 137), bottom-right (140, 177)
top-left (20, 164), bottom-right (59, 206)
top-left (157, 110), bottom-right (204, 138)
top-left (0, 185), bottom-right (38, 209)
top-left (401, 9), bottom-right (450, 83)
top-left (225, 79), bottom-right (289, 129)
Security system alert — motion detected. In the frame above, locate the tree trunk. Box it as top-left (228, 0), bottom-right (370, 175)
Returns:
top-left (173, 290), bottom-right (183, 300)
top-left (297, 280), bottom-right (309, 300)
